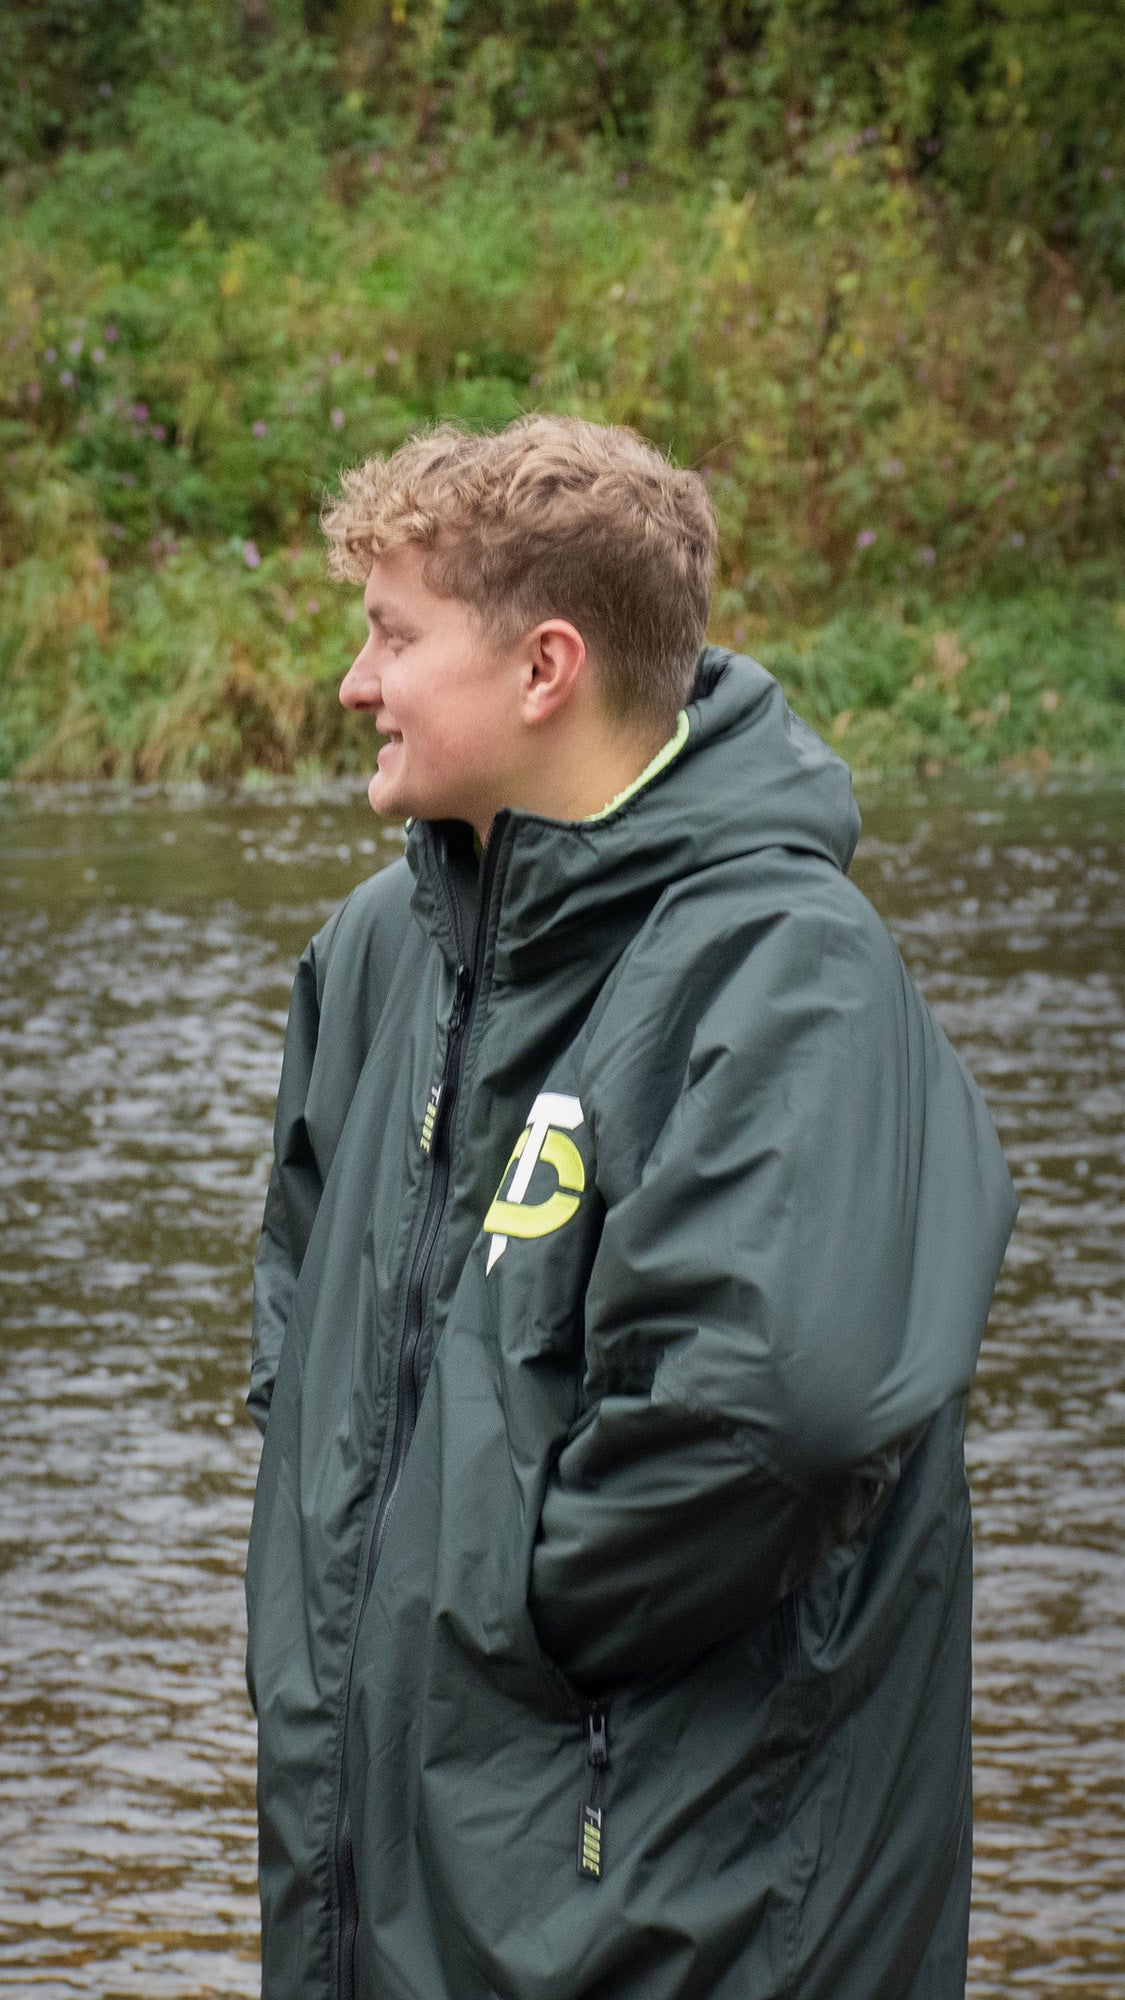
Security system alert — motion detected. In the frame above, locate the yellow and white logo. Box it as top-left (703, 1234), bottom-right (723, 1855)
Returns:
top-left (484, 1092), bottom-right (585, 1275)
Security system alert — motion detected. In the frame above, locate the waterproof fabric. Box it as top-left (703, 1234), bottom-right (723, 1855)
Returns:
top-left (246, 647), bottom-right (1017, 2000)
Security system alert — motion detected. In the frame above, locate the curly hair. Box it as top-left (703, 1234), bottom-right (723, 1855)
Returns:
top-left (321, 414), bottom-right (717, 725)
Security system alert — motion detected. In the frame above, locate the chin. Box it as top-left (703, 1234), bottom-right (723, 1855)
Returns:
top-left (367, 775), bottom-right (404, 818)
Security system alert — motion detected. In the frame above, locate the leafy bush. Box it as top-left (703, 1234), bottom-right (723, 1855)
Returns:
top-left (1, 13), bottom-right (1121, 778)
top-left (5, 2), bottom-right (1122, 271)
top-left (5, 129), bottom-right (1119, 583)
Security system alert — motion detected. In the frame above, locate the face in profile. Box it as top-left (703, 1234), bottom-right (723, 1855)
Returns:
top-left (338, 544), bottom-right (524, 834)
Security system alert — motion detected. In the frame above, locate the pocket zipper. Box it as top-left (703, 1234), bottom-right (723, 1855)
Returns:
top-left (577, 1704), bottom-right (609, 1881)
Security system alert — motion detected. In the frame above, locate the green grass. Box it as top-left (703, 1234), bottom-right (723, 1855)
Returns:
top-left (1, 99), bottom-right (1122, 779)
top-left (2, 531), bottom-right (1120, 782)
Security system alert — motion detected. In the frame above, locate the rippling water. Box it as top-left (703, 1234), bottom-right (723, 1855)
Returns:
top-left (0, 779), bottom-right (1120, 1997)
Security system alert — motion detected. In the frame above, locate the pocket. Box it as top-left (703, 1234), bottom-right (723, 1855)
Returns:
top-left (576, 1700), bottom-right (611, 1883)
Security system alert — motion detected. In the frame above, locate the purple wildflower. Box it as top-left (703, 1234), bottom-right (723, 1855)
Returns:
top-left (68, 337), bottom-right (83, 358)
top-left (384, 346), bottom-right (400, 366)
top-left (105, 326), bottom-right (118, 343)
top-left (27, 382), bottom-right (41, 403)
top-left (151, 423), bottom-right (166, 441)
top-left (855, 529), bottom-right (877, 550)
top-left (59, 369), bottom-right (75, 387)
top-left (45, 347), bottom-right (57, 363)
top-left (252, 419), bottom-right (267, 438)
top-left (920, 546), bottom-right (936, 566)
top-left (243, 541), bottom-right (261, 569)
top-left (330, 407), bottom-right (345, 430)
top-left (130, 402), bottom-right (148, 423)
top-left (91, 347), bottom-right (106, 364)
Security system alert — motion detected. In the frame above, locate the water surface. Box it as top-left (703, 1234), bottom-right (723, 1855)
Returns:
top-left (0, 778), bottom-right (1120, 1996)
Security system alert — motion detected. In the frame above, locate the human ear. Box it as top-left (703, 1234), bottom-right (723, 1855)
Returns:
top-left (520, 621), bottom-right (586, 725)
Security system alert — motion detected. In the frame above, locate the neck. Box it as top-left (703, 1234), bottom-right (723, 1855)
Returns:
top-left (474, 714), bottom-right (675, 846)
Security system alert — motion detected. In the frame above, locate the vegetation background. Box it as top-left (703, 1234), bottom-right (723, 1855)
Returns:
top-left (1, 0), bottom-right (1122, 780)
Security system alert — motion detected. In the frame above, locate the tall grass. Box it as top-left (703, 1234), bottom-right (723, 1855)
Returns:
top-left (1, 83), bottom-right (1122, 777)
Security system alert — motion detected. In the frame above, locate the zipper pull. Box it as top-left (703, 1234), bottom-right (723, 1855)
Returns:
top-left (448, 962), bottom-right (473, 1039)
top-left (421, 966), bottom-right (474, 1155)
top-left (577, 1705), bottom-right (609, 1881)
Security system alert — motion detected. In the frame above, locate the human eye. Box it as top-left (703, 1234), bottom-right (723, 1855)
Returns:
top-left (370, 611), bottom-right (409, 651)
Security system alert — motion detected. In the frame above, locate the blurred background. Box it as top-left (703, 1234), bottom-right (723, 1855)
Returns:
top-left (0, 0), bottom-right (1122, 778)
top-left (0, 6), bottom-right (1122, 1997)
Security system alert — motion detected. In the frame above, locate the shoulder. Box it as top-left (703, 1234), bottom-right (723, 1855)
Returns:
top-left (308, 854), bottom-right (418, 1008)
top-left (581, 847), bottom-right (907, 1185)
top-left (601, 845), bottom-right (903, 1056)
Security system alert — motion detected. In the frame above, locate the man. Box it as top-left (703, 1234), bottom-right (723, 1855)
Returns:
top-left (246, 415), bottom-right (1017, 2000)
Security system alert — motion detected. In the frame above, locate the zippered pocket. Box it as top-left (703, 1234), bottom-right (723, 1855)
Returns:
top-left (577, 1702), bottom-right (610, 1882)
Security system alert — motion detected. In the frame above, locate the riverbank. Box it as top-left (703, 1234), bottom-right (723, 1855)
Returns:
top-left (3, 553), bottom-right (1122, 781)
top-left (2, 39), bottom-right (1121, 778)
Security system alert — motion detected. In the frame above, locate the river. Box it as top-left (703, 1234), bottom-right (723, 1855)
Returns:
top-left (0, 777), bottom-right (1120, 1997)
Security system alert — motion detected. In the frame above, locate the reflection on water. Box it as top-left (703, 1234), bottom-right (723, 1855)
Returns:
top-left (0, 779), bottom-right (1120, 1997)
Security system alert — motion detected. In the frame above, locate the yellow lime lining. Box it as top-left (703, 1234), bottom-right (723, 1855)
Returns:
top-left (583, 709), bottom-right (690, 822)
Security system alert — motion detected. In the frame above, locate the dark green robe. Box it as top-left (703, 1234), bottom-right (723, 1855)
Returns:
top-left (246, 648), bottom-right (1017, 1999)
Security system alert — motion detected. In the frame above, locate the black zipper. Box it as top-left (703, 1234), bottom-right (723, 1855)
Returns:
top-left (577, 1703), bottom-right (610, 1881)
top-left (333, 816), bottom-right (508, 1998)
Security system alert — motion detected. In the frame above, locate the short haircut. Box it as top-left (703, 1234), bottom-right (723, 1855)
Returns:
top-left (322, 414), bottom-right (717, 727)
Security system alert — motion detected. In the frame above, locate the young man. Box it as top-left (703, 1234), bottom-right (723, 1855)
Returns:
top-left (246, 415), bottom-right (1017, 2000)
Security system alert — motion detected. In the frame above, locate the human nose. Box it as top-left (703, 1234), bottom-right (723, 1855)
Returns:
top-left (339, 634), bottom-right (381, 712)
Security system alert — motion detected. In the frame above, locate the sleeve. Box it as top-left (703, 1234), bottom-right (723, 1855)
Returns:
top-left (530, 899), bottom-right (1016, 1686)
top-left (247, 926), bottom-right (334, 1434)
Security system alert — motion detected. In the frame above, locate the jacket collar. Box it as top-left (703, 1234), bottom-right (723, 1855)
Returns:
top-left (406, 649), bottom-right (861, 985)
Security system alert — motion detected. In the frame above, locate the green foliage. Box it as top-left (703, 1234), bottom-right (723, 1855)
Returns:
top-left (0, 0), bottom-right (146, 168)
top-left (4, 2), bottom-right (1122, 268)
top-left (3, 530), bottom-right (1120, 781)
top-left (1, 12), bottom-right (1122, 779)
top-left (763, 592), bottom-right (1125, 774)
top-left (5, 133), bottom-right (1121, 581)
top-left (0, 537), bottom-right (368, 780)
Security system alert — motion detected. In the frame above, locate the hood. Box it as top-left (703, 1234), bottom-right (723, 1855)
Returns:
top-left (407, 649), bottom-right (861, 983)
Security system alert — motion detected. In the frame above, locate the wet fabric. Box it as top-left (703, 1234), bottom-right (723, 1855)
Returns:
top-left (245, 647), bottom-right (1017, 1999)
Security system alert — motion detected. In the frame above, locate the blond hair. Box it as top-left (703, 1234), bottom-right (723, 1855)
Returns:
top-left (322, 415), bottom-right (717, 726)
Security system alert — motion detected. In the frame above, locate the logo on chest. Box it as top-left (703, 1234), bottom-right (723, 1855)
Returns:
top-left (484, 1092), bottom-right (586, 1275)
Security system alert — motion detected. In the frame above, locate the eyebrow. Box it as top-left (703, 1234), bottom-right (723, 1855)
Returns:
top-left (364, 600), bottom-right (416, 635)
